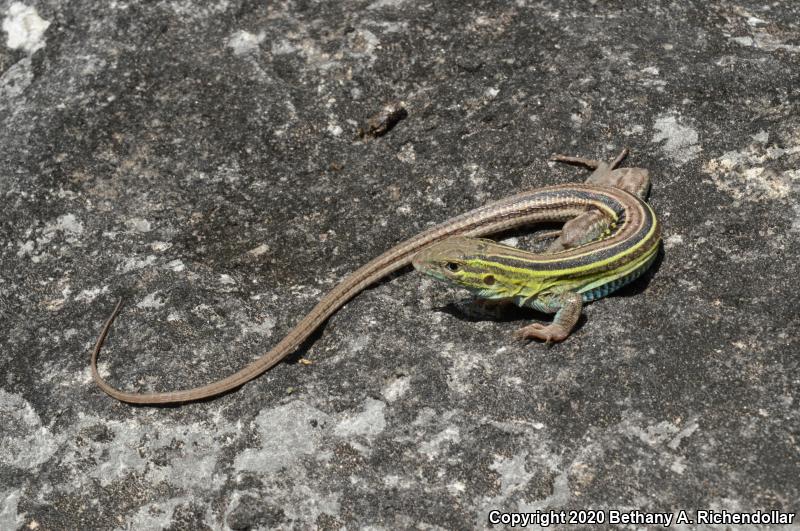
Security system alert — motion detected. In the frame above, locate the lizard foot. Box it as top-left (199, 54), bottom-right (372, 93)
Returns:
top-left (513, 322), bottom-right (570, 344)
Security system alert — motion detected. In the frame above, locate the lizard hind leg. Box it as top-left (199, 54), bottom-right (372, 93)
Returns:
top-left (547, 148), bottom-right (651, 253)
top-left (589, 166), bottom-right (651, 200)
top-left (553, 148), bottom-right (650, 201)
top-left (553, 148), bottom-right (650, 200)
top-left (551, 148), bottom-right (628, 175)
top-left (513, 291), bottom-right (583, 343)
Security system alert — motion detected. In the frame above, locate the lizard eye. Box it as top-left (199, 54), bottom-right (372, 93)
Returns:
top-left (445, 262), bottom-right (461, 272)
top-left (483, 275), bottom-right (495, 286)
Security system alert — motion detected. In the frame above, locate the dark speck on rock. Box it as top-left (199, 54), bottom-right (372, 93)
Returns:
top-left (358, 101), bottom-right (408, 138)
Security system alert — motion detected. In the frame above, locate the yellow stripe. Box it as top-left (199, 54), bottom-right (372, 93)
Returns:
top-left (577, 240), bottom-right (660, 293)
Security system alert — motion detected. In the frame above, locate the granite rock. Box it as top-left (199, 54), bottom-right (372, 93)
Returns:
top-left (1, 0), bottom-right (798, 528)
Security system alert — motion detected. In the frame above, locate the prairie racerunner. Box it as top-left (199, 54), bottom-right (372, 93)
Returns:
top-left (413, 150), bottom-right (660, 342)
top-left (91, 149), bottom-right (660, 404)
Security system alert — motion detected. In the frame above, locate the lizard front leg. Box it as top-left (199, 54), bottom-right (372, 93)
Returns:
top-left (514, 291), bottom-right (583, 343)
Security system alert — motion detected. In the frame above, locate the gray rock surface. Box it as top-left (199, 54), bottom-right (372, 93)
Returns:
top-left (1, 0), bottom-right (798, 529)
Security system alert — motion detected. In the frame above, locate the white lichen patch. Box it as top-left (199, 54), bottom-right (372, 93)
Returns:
top-left (271, 23), bottom-right (379, 71)
top-left (164, 258), bottom-right (185, 272)
top-left (651, 113), bottom-right (701, 165)
top-left (44, 213), bottom-right (84, 237)
top-left (247, 243), bottom-right (269, 256)
top-left (792, 203), bottom-right (800, 234)
top-left (3, 3), bottom-right (50, 53)
top-left (14, 213), bottom-right (84, 260)
top-left (382, 374), bottom-right (410, 401)
top-left (702, 132), bottom-right (800, 202)
top-left (74, 286), bottom-right (109, 302)
top-left (121, 254), bottom-right (157, 272)
top-left (731, 31), bottom-right (800, 53)
top-left (417, 426), bottom-right (460, 459)
top-left (136, 291), bottom-right (166, 309)
top-left (334, 398), bottom-right (386, 438)
top-left (623, 124), bottom-right (645, 136)
top-left (127, 497), bottom-right (214, 530)
top-left (16, 239), bottom-right (35, 258)
top-left (234, 401), bottom-right (330, 474)
top-left (62, 414), bottom-right (234, 491)
top-left (396, 142), bottom-right (416, 163)
top-left (0, 489), bottom-right (22, 531)
top-left (664, 233), bottom-right (684, 250)
top-left (150, 241), bottom-right (173, 252)
top-left (241, 314), bottom-right (275, 337)
top-left (473, 442), bottom-right (566, 526)
top-left (0, 391), bottom-right (61, 470)
top-left (465, 162), bottom-right (487, 188)
top-left (273, 37), bottom-right (335, 70)
top-left (490, 452), bottom-right (535, 495)
top-left (618, 412), bottom-right (700, 451)
top-left (1, 56), bottom-right (33, 99)
top-left (227, 30), bottom-right (265, 56)
top-left (639, 66), bottom-right (666, 90)
top-left (226, 485), bottom-right (341, 525)
top-left (347, 28), bottom-right (379, 62)
top-left (368, 0), bottom-right (410, 9)
top-left (326, 123), bottom-right (343, 136)
top-left (725, 7), bottom-right (800, 53)
top-left (125, 217), bottom-right (152, 233)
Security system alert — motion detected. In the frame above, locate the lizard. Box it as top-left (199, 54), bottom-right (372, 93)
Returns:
top-left (91, 149), bottom-right (660, 404)
top-left (412, 151), bottom-right (660, 342)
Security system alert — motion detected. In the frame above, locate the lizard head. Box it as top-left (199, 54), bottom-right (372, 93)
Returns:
top-left (413, 236), bottom-right (538, 300)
